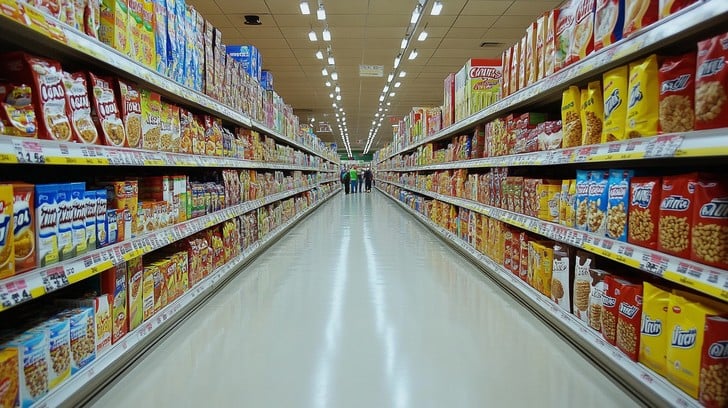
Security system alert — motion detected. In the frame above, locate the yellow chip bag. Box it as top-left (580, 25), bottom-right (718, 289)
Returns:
top-left (581, 81), bottom-right (604, 146)
top-left (626, 54), bottom-right (659, 138)
top-left (640, 282), bottom-right (670, 376)
top-left (561, 86), bottom-right (582, 148)
top-left (602, 65), bottom-right (629, 142)
top-left (666, 291), bottom-right (728, 398)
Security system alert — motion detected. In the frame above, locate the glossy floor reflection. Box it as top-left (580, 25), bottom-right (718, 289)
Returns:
top-left (91, 191), bottom-right (638, 407)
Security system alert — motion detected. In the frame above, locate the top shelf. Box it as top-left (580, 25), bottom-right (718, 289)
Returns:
top-left (378, 1), bottom-right (728, 163)
top-left (0, 2), bottom-right (338, 165)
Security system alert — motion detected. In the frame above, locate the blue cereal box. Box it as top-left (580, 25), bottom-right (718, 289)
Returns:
top-left (58, 308), bottom-right (96, 373)
top-left (70, 182), bottom-right (87, 256)
top-left (84, 190), bottom-right (97, 250)
top-left (35, 318), bottom-right (70, 389)
top-left (587, 170), bottom-right (610, 235)
top-left (55, 184), bottom-right (74, 261)
top-left (227, 45), bottom-right (260, 81)
top-left (261, 70), bottom-right (273, 90)
top-left (153, 0), bottom-right (167, 75)
top-left (5, 330), bottom-right (49, 407)
top-left (35, 184), bottom-right (59, 267)
top-left (606, 169), bottom-right (634, 241)
top-left (95, 189), bottom-right (108, 248)
top-left (575, 170), bottom-right (590, 231)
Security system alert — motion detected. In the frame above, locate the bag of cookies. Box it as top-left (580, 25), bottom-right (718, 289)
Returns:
top-left (700, 316), bottom-right (728, 407)
top-left (587, 170), bottom-right (609, 235)
top-left (626, 54), bottom-right (659, 138)
top-left (607, 169), bottom-right (634, 241)
top-left (623, 0), bottom-right (658, 38)
top-left (552, 244), bottom-right (574, 312)
top-left (616, 281), bottom-right (643, 361)
top-left (581, 81), bottom-right (604, 146)
top-left (640, 282), bottom-right (670, 376)
top-left (658, 173), bottom-right (697, 258)
top-left (696, 32), bottom-right (728, 130)
top-left (659, 52), bottom-right (696, 133)
top-left (561, 86), bottom-right (582, 148)
top-left (62, 72), bottom-right (98, 145)
top-left (0, 83), bottom-right (38, 138)
top-left (602, 65), bottom-right (629, 142)
top-left (573, 250), bottom-right (596, 323)
top-left (628, 177), bottom-right (661, 249)
top-left (691, 177), bottom-right (728, 270)
top-left (88, 73), bottom-right (126, 147)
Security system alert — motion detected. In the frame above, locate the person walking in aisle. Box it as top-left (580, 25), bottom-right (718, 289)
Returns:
top-left (357, 168), bottom-right (364, 193)
top-left (363, 168), bottom-right (373, 192)
top-left (341, 167), bottom-right (350, 194)
top-left (349, 166), bottom-right (358, 193)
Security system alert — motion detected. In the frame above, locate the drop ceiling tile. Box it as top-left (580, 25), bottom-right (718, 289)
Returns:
top-left (286, 38), bottom-right (323, 49)
top-left (364, 38), bottom-right (399, 50)
top-left (433, 48), bottom-right (486, 58)
top-left (214, 0), bottom-right (269, 14)
top-left (506, 0), bottom-right (562, 15)
top-left (332, 38), bottom-right (367, 49)
top-left (262, 56), bottom-right (301, 67)
top-left (437, 38), bottom-right (490, 50)
top-left (272, 14), bottom-right (310, 27)
top-left (435, 0), bottom-right (469, 15)
top-left (452, 15), bottom-right (499, 28)
top-left (365, 14), bottom-right (412, 28)
top-left (327, 14), bottom-right (367, 26)
top-left (233, 25), bottom-right (284, 39)
top-left (425, 14), bottom-right (457, 27)
top-left (490, 14), bottom-right (539, 28)
top-left (445, 27), bottom-right (489, 38)
top-left (365, 27), bottom-right (407, 39)
top-left (369, 0), bottom-right (413, 14)
top-left (326, 0), bottom-right (368, 14)
top-left (418, 26), bottom-right (449, 37)
top-left (332, 27), bottom-right (367, 39)
top-left (241, 38), bottom-right (293, 48)
top-left (185, 0), bottom-right (221, 14)
top-left (260, 48), bottom-right (296, 58)
top-left (461, 1), bottom-right (514, 15)
top-left (262, 0), bottom-right (300, 14)
top-left (200, 14), bottom-right (232, 28)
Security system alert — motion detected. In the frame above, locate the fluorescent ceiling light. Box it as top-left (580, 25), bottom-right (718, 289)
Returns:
top-left (408, 49), bottom-right (418, 60)
top-left (378, 107), bottom-right (382, 111)
top-left (335, 85), bottom-right (340, 93)
top-left (379, 95), bottom-right (384, 101)
top-left (315, 50), bottom-right (324, 59)
top-left (418, 31), bottom-right (428, 41)
top-left (383, 85), bottom-right (389, 92)
top-left (330, 72), bottom-right (338, 80)
top-left (431, 0), bottom-right (443, 15)
top-left (322, 28), bottom-right (331, 41)
top-left (411, 5), bottom-right (420, 23)
top-left (339, 108), bottom-right (343, 111)
top-left (401, 38), bottom-right (409, 49)
top-left (322, 67), bottom-right (328, 76)
top-left (325, 81), bottom-right (331, 87)
top-left (332, 103), bottom-right (337, 107)
top-left (335, 113), bottom-right (339, 117)
top-left (387, 73), bottom-right (394, 82)
top-left (375, 113), bottom-right (379, 117)
top-left (386, 102), bottom-right (391, 106)
top-left (372, 121), bottom-right (376, 125)
top-left (308, 30), bottom-right (317, 41)
top-left (399, 71), bottom-right (406, 77)
top-left (329, 93), bottom-right (334, 98)
top-left (394, 54), bottom-right (401, 68)
top-left (300, 1), bottom-right (310, 15)
top-left (394, 82), bottom-right (401, 88)
top-left (317, 5), bottom-right (326, 20)
top-left (336, 95), bottom-right (341, 100)
top-left (328, 56), bottom-right (335, 65)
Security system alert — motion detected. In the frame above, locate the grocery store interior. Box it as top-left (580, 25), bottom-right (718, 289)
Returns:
top-left (0, 0), bottom-right (727, 407)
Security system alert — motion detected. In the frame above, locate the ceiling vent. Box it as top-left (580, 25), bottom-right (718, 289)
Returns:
top-left (244, 15), bottom-right (262, 25)
top-left (480, 42), bottom-right (503, 48)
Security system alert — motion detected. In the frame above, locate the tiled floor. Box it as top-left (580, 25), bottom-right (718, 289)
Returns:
top-left (91, 191), bottom-right (638, 407)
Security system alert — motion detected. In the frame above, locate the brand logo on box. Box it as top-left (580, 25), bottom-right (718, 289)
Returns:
top-left (709, 341), bottom-right (728, 359)
top-left (619, 302), bottom-right (639, 318)
top-left (608, 184), bottom-right (627, 200)
top-left (641, 315), bottom-right (662, 336)
top-left (698, 57), bottom-right (725, 78)
top-left (661, 74), bottom-right (691, 94)
top-left (604, 88), bottom-right (622, 117)
top-left (671, 325), bottom-right (697, 348)
top-left (602, 294), bottom-right (616, 307)
top-left (469, 67), bottom-right (502, 79)
top-left (661, 195), bottom-right (690, 211)
top-left (631, 185), bottom-right (653, 208)
top-left (700, 199), bottom-right (728, 218)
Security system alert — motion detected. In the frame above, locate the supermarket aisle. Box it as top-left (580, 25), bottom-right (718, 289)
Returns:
top-left (92, 191), bottom-right (638, 408)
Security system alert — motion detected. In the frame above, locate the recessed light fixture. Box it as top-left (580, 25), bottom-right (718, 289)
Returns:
top-left (383, 85), bottom-right (389, 92)
top-left (379, 95), bottom-right (385, 101)
top-left (328, 56), bottom-right (335, 65)
top-left (332, 103), bottom-right (337, 107)
top-left (308, 29), bottom-right (318, 41)
top-left (315, 50), bottom-right (324, 59)
top-left (325, 81), bottom-right (331, 87)
top-left (300, 0), bottom-right (310, 15)
top-left (378, 107), bottom-right (383, 111)
top-left (322, 27), bottom-right (331, 41)
top-left (331, 71), bottom-right (338, 80)
top-left (329, 93), bottom-right (334, 98)
top-left (335, 85), bottom-right (340, 93)
top-left (394, 54), bottom-right (401, 68)
top-left (431, 0), bottom-right (443, 15)
top-left (317, 4), bottom-right (326, 20)
top-left (399, 71), bottom-right (406, 77)
top-left (339, 108), bottom-right (343, 112)
top-left (418, 31), bottom-right (428, 41)
top-left (387, 102), bottom-right (391, 106)
top-left (411, 4), bottom-right (421, 23)
top-left (408, 49), bottom-right (418, 60)
top-left (375, 113), bottom-right (379, 117)
top-left (387, 73), bottom-right (394, 82)
top-left (243, 15), bottom-right (262, 25)
top-left (394, 82), bottom-right (401, 88)
top-left (322, 67), bottom-right (328, 76)
top-left (336, 95), bottom-right (341, 100)
top-left (400, 37), bottom-right (409, 49)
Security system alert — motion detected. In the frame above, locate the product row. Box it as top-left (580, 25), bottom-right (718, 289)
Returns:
top-left (0, 189), bottom-right (326, 408)
top-left (0, 170), bottom-right (317, 279)
top-left (382, 184), bottom-right (726, 406)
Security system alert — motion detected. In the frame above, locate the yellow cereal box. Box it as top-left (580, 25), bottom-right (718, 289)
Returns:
top-left (666, 291), bottom-right (728, 398)
top-left (0, 184), bottom-right (14, 279)
top-left (140, 0), bottom-right (155, 68)
top-left (602, 65), bottom-right (629, 142)
top-left (0, 348), bottom-right (18, 408)
top-left (127, 0), bottom-right (143, 61)
top-left (99, 0), bottom-right (129, 55)
top-left (537, 180), bottom-right (561, 223)
top-left (581, 81), bottom-right (604, 146)
top-left (142, 263), bottom-right (156, 321)
top-left (640, 282), bottom-right (670, 376)
top-left (537, 242), bottom-right (554, 298)
top-left (626, 54), bottom-right (659, 138)
top-left (561, 86), bottom-right (582, 148)
top-left (141, 90), bottom-right (161, 151)
top-left (127, 256), bottom-right (143, 330)
top-left (159, 102), bottom-right (172, 152)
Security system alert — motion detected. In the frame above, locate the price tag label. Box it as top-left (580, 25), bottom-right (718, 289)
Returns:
top-left (1, 279), bottom-right (32, 308)
top-left (14, 140), bottom-right (44, 164)
top-left (573, 147), bottom-right (593, 163)
top-left (640, 252), bottom-right (670, 275)
top-left (645, 135), bottom-right (684, 158)
top-left (42, 266), bottom-right (69, 292)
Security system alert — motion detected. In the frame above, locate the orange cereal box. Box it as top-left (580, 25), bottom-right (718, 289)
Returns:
top-left (0, 184), bottom-right (14, 279)
top-left (13, 183), bottom-right (35, 274)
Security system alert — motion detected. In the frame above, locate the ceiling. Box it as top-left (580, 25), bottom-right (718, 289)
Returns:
top-left (186, 0), bottom-right (564, 153)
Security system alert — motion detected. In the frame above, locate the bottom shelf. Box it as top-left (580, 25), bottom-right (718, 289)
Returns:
top-left (376, 187), bottom-right (698, 408)
top-left (34, 187), bottom-right (342, 408)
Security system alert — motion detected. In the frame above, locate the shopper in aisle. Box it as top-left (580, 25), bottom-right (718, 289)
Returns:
top-left (342, 168), bottom-right (350, 194)
top-left (364, 168), bottom-right (373, 192)
top-left (357, 168), bottom-right (364, 193)
top-left (350, 166), bottom-right (358, 193)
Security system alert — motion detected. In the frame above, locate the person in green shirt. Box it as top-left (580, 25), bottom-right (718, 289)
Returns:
top-left (349, 167), bottom-right (358, 193)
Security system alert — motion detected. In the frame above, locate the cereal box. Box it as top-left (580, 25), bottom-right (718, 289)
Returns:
top-left (116, 79), bottom-right (141, 148)
top-left (141, 89), bottom-right (161, 151)
top-left (595, 0), bottom-right (624, 51)
top-left (602, 275), bottom-right (631, 344)
top-left (169, 104), bottom-right (180, 153)
top-left (0, 348), bottom-right (18, 408)
top-left (518, 36), bottom-right (527, 91)
top-left (95, 189), bottom-right (108, 248)
top-left (12, 184), bottom-right (34, 274)
top-left (38, 318), bottom-right (70, 389)
top-left (102, 263), bottom-right (128, 343)
top-left (569, 0), bottom-right (595, 65)
top-left (70, 182), bottom-right (87, 257)
top-left (165, 0), bottom-right (179, 80)
top-left (139, 0), bottom-right (155, 68)
top-left (127, 256), bottom-right (143, 330)
top-left (509, 42), bottom-right (520, 95)
top-left (659, 52), bottom-right (696, 133)
top-left (55, 184), bottom-right (74, 261)
top-left (535, 14), bottom-right (546, 82)
top-left (616, 281), bottom-right (643, 361)
top-left (443, 73), bottom-right (455, 127)
top-left (85, 0), bottom-right (101, 39)
top-left (640, 282), bottom-right (670, 376)
top-left (0, 185), bottom-right (13, 279)
top-left (575, 170), bottom-right (591, 231)
top-left (691, 177), bottom-right (728, 269)
top-left (626, 54), bottom-right (659, 138)
top-left (466, 59), bottom-right (502, 115)
top-left (152, 263), bottom-right (166, 313)
top-left (562, 86), bottom-right (582, 148)
top-left (104, 209), bottom-right (119, 246)
top-left (537, 180), bottom-right (561, 223)
top-left (551, 243), bottom-right (574, 312)
top-left (0, 83), bottom-right (38, 138)
top-left (628, 177), bottom-right (661, 249)
top-left (666, 291), bottom-right (728, 398)
top-left (581, 81), bottom-right (604, 146)
top-left (560, 179), bottom-right (576, 227)
top-left (602, 64), bottom-right (629, 142)
top-left (142, 263), bottom-right (156, 321)
top-left (606, 169), bottom-right (633, 241)
top-left (587, 170), bottom-right (609, 235)
top-left (555, 0), bottom-right (575, 72)
top-left (62, 72), bottom-right (99, 144)
top-left (151, 0), bottom-right (166, 72)
top-left (34, 185), bottom-right (59, 267)
top-left (623, 0), bottom-right (658, 37)
top-left (99, 0), bottom-right (129, 55)
top-left (159, 101), bottom-right (172, 152)
top-left (544, 8), bottom-right (559, 77)
top-left (83, 190), bottom-right (97, 251)
top-left (525, 23), bottom-right (537, 86)
top-left (59, 307), bottom-right (96, 373)
top-left (587, 268), bottom-right (611, 331)
top-left (5, 331), bottom-right (48, 407)
top-left (658, 173), bottom-right (697, 258)
top-left (700, 315), bottom-right (728, 407)
top-left (659, 0), bottom-right (698, 19)
top-left (127, 0), bottom-right (143, 60)
top-left (89, 73), bottom-right (126, 147)
top-left (573, 250), bottom-right (596, 323)
top-left (696, 33), bottom-right (728, 130)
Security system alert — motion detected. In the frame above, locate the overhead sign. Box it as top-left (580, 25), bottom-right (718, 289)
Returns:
top-left (359, 65), bottom-right (384, 77)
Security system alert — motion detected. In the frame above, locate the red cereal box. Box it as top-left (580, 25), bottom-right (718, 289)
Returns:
top-left (623, 0), bottom-right (658, 38)
top-left (616, 281), bottom-right (643, 361)
top-left (595, 0), bottom-right (624, 51)
top-left (699, 315), bottom-right (728, 408)
top-left (659, 0), bottom-right (698, 19)
top-left (659, 52), bottom-right (696, 133)
top-left (116, 79), bottom-right (141, 148)
top-left (62, 72), bottom-right (99, 144)
top-left (602, 275), bottom-right (629, 345)
top-left (696, 33), bottom-right (728, 130)
top-left (88, 73), bottom-right (126, 147)
top-left (691, 177), bottom-right (728, 270)
top-left (629, 177), bottom-right (661, 249)
top-left (658, 173), bottom-right (698, 258)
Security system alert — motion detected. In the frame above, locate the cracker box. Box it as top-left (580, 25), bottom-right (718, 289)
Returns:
top-left (116, 79), bottom-right (141, 148)
top-left (0, 185), bottom-right (13, 279)
top-left (575, 170), bottom-right (591, 231)
top-left (518, 36), bottom-right (527, 91)
top-left (34, 185), bottom-right (59, 267)
top-left (595, 0), bottom-right (624, 51)
top-left (99, 0), bottom-right (130, 56)
top-left (587, 268), bottom-right (611, 331)
top-left (152, 262), bottom-right (167, 313)
top-left (602, 275), bottom-right (629, 345)
top-left (628, 177), bottom-right (660, 249)
top-left (62, 72), bottom-right (99, 144)
top-left (37, 318), bottom-right (70, 389)
top-left (443, 73), bottom-right (455, 127)
top-left (569, 0), bottom-right (595, 65)
top-left (454, 64), bottom-right (468, 122)
top-left (537, 179), bottom-right (561, 223)
top-left (573, 250), bottom-right (596, 323)
top-left (640, 282), bottom-right (670, 376)
top-left (626, 54), bottom-right (659, 138)
top-left (606, 169), bottom-right (633, 241)
top-left (70, 182), bottom-right (87, 256)
top-left (501, 49), bottom-right (511, 99)
top-left (658, 52), bottom-right (696, 133)
top-left (510, 42), bottom-right (520, 94)
top-left (95, 189), bottom-right (108, 248)
top-left (83, 190), bottom-right (97, 251)
top-left (0, 348), bottom-right (18, 408)
top-left (127, 0), bottom-right (143, 60)
top-left (525, 23), bottom-right (537, 86)
top-left (616, 281), bottom-right (643, 360)
top-left (58, 307), bottom-right (96, 373)
top-left (623, 0), bottom-right (658, 37)
top-left (535, 14), bottom-right (546, 82)
top-left (696, 33), bottom-right (728, 130)
top-left (127, 256), bottom-right (144, 330)
top-left (4, 331), bottom-right (48, 407)
top-left (602, 64), bottom-right (629, 142)
top-left (102, 263), bottom-right (128, 343)
top-left (12, 184), bottom-right (34, 274)
top-left (658, 173), bottom-right (698, 258)
top-left (699, 315), bottom-right (728, 407)
top-left (587, 170), bottom-right (609, 235)
top-left (55, 184), bottom-right (74, 261)
top-left (691, 177), bottom-right (728, 269)
top-left (551, 243), bottom-right (574, 312)
top-left (140, 89), bottom-right (161, 151)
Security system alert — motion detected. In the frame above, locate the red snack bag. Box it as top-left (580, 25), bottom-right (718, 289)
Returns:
top-left (696, 33), bottom-right (728, 130)
top-left (700, 315), bottom-right (728, 408)
top-left (116, 79), bottom-right (142, 148)
top-left (629, 177), bottom-right (661, 249)
top-left (601, 275), bottom-right (633, 345)
top-left (658, 174), bottom-right (698, 258)
top-left (658, 52), bottom-right (696, 133)
top-left (616, 282), bottom-right (643, 361)
top-left (623, 0), bottom-right (658, 38)
top-left (88, 73), bottom-right (126, 146)
top-left (691, 177), bottom-right (728, 269)
top-left (62, 72), bottom-right (99, 144)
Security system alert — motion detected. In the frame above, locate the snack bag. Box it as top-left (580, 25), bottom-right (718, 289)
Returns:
top-left (628, 177), bottom-right (661, 249)
top-left (0, 84), bottom-right (37, 138)
top-left (659, 0), bottom-right (698, 19)
top-left (691, 178), bottom-right (728, 270)
top-left (0, 349), bottom-right (18, 408)
top-left (555, 0), bottom-right (575, 72)
top-left (696, 33), bottom-right (728, 130)
top-left (587, 170), bottom-right (609, 235)
top-left (640, 282), bottom-right (670, 376)
top-left (659, 52), bottom-right (696, 133)
top-left (700, 316), bottom-right (728, 407)
top-left (606, 169), bottom-right (633, 241)
top-left (116, 79), bottom-right (141, 148)
top-left (12, 184), bottom-right (35, 274)
top-left (626, 54), bottom-right (659, 138)
top-left (658, 173), bottom-right (697, 258)
top-left (88, 73), bottom-right (126, 147)
top-left (561, 86), bottom-right (582, 148)
top-left (581, 81), bottom-right (604, 146)
top-left (569, 0), bottom-right (596, 65)
top-left (595, 0), bottom-right (625, 51)
top-left (573, 251), bottom-right (596, 323)
top-left (62, 72), bottom-right (98, 144)
top-left (623, 0), bottom-right (658, 37)
top-left (602, 65), bottom-right (629, 142)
